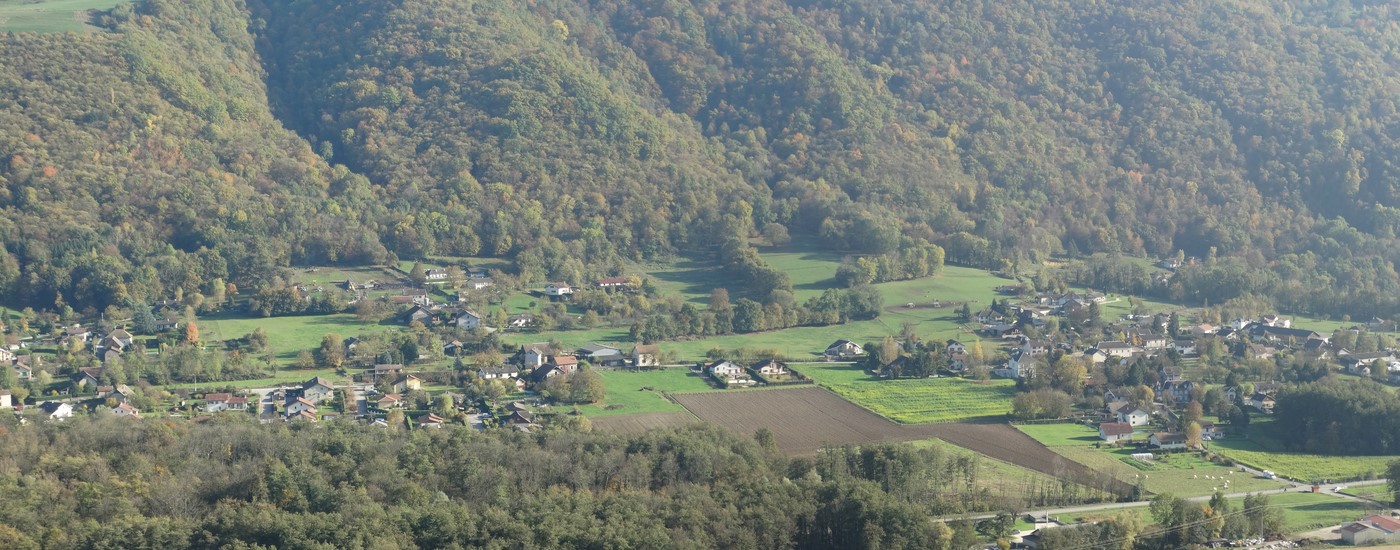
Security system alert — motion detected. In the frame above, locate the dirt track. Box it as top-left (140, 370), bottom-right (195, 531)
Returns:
top-left (672, 386), bottom-right (1134, 498)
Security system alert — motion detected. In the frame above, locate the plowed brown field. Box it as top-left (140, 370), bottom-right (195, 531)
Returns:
top-left (673, 387), bottom-right (1132, 498)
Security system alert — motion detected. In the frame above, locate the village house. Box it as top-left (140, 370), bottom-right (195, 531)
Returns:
top-left (99, 384), bottom-right (135, 404)
top-left (1007, 349), bottom-right (1038, 380)
top-left (375, 393), bottom-right (403, 409)
top-left (631, 343), bottom-right (660, 367)
top-left (299, 377), bottom-right (335, 404)
top-left (0, 390), bottom-right (11, 410)
top-left (824, 339), bottom-right (865, 358)
top-left (12, 362), bottom-right (31, 381)
top-left (478, 366), bottom-right (519, 380)
top-left (402, 305), bottom-right (434, 325)
top-left (595, 276), bottom-right (630, 289)
top-left (392, 374), bottom-right (422, 393)
top-left (419, 413), bottom-right (446, 428)
top-left (454, 309), bottom-right (484, 330)
top-left (514, 343), bottom-right (552, 368)
top-left (286, 397), bottom-right (317, 418)
top-left (70, 367), bottom-right (103, 392)
top-left (945, 340), bottom-right (967, 354)
top-left (506, 409), bottom-right (536, 427)
top-left (1159, 380), bottom-right (1197, 403)
top-left (204, 393), bottom-right (249, 413)
top-left (577, 344), bottom-right (625, 366)
top-left (61, 324), bottom-right (91, 345)
top-left (1172, 339), bottom-right (1197, 356)
top-left (706, 360), bottom-right (748, 381)
top-left (390, 290), bottom-right (432, 308)
top-left (1149, 432), bottom-right (1188, 450)
top-left (973, 308), bottom-right (1005, 324)
top-left (1340, 516), bottom-right (1400, 545)
top-left (468, 278), bottom-right (494, 290)
top-left (544, 282), bottom-right (574, 297)
top-left (750, 359), bottom-right (789, 377)
top-left (1199, 421), bottom-right (1222, 440)
top-left (154, 315), bottom-right (181, 332)
top-left (1249, 392), bottom-right (1276, 414)
top-left (1099, 422), bottom-right (1134, 444)
top-left (1117, 407), bottom-right (1151, 427)
top-left (1020, 339), bottom-right (1051, 356)
top-left (878, 356), bottom-right (910, 378)
top-left (112, 402), bottom-right (141, 418)
top-left (1341, 351), bottom-right (1396, 375)
top-left (550, 355), bottom-right (579, 375)
top-left (424, 268), bottom-right (449, 282)
top-left (1096, 341), bottom-right (1137, 359)
top-left (1191, 324), bottom-right (1217, 338)
top-left (38, 401), bottom-right (72, 420)
top-left (507, 313), bottom-right (535, 329)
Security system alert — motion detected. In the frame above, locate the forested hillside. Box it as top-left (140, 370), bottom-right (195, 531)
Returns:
top-left (7, 0), bottom-right (1400, 315)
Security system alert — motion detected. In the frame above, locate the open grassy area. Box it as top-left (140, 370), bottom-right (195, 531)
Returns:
top-left (0, 0), bottom-right (128, 32)
top-left (574, 368), bottom-right (717, 417)
top-left (1210, 438), bottom-right (1397, 483)
top-left (199, 312), bottom-right (386, 363)
top-left (1343, 483), bottom-right (1395, 503)
top-left (161, 367), bottom-right (348, 390)
top-left (796, 363), bottom-right (1015, 423)
top-left (909, 437), bottom-right (1116, 503)
top-left (1270, 492), bottom-right (1380, 533)
top-left (1204, 417), bottom-right (1400, 483)
top-left (1017, 423), bottom-right (1290, 497)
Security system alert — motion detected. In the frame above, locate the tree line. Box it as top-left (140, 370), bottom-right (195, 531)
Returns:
top-left (0, 415), bottom-right (1109, 549)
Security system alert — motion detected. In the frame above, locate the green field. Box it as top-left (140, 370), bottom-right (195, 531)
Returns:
top-left (574, 368), bottom-right (717, 417)
top-left (1210, 438), bottom-right (1398, 483)
top-left (1015, 422), bottom-right (1118, 447)
top-left (1343, 483), bottom-right (1396, 503)
top-left (1270, 492), bottom-right (1379, 533)
top-left (0, 0), bottom-right (129, 32)
top-left (162, 367), bottom-right (348, 390)
top-left (796, 363), bottom-right (1015, 423)
top-left (1017, 424), bottom-right (1290, 497)
top-left (199, 312), bottom-right (385, 363)
top-left (909, 438), bottom-right (1116, 504)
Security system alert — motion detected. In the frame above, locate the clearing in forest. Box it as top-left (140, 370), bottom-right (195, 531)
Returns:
top-left (0, 0), bottom-right (129, 32)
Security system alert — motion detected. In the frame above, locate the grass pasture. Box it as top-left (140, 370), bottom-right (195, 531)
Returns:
top-left (908, 437), bottom-right (1117, 504)
top-left (0, 0), bottom-right (129, 32)
top-left (1016, 423), bottom-right (1290, 497)
top-left (1271, 492), bottom-right (1378, 533)
top-left (798, 363), bottom-right (1015, 423)
top-left (199, 312), bottom-right (383, 363)
top-left (574, 368), bottom-right (717, 417)
top-left (1209, 437), bottom-right (1398, 483)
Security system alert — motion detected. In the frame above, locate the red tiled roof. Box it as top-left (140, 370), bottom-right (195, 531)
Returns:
top-left (1367, 516), bottom-right (1400, 532)
top-left (1099, 422), bottom-right (1133, 437)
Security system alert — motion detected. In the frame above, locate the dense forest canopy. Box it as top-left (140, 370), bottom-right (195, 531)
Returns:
top-left (0, 415), bottom-right (1090, 549)
top-left (6, 0), bottom-right (1400, 315)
